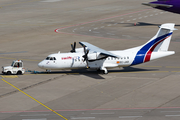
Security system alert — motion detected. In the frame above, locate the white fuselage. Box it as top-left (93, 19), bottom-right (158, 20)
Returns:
top-left (38, 50), bottom-right (136, 70)
top-left (38, 47), bottom-right (175, 71)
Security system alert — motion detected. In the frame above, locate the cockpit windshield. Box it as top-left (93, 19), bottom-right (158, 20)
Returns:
top-left (11, 61), bottom-right (22, 67)
top-left (11, 61), bottom-right (15, 66)
top-left (46, 57), bottom-right (56, 60)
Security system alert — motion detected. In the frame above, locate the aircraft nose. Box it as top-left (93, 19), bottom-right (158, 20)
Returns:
top-left (38, 61), bottom-right (44, 68)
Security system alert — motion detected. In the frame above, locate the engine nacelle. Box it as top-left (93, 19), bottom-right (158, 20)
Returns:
top-left (75, 48), bottom-right (84, 53)
top-left (88, 52), bottom-right (102, 60)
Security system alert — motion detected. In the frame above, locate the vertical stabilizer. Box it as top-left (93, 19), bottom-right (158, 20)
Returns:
top-left (142, 23), bottom-right (176, 52)
top-left (132, 23), bottom-right (176, 65)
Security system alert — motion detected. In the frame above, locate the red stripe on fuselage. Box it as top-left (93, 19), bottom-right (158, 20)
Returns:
top-left (144, 36), bottom-right (171, 62)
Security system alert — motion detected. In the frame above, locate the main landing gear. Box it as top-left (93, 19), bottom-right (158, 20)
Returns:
top-left (98, 67), bottom-right (108, 74)
top-left (46, 69), bottom-right (51, 73)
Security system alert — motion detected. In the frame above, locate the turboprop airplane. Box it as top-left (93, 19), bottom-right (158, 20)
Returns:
top-left (38, 23), bottom-right (176, 74)
top-left (142, 0), bottom-right (180, 14)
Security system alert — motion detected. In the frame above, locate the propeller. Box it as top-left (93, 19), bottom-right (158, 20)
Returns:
top-left (70, 42), bottom-right (76, 53)
top-left (82, 45), bottom-right (89, 68)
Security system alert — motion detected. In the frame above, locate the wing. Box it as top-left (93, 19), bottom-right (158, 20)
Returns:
top-left (142, 3), bottom-right (173, 8)
top-left (79, 42), bottom-right (120, 58)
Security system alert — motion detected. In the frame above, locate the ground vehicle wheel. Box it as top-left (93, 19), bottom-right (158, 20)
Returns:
top-left (6, 71), bottom-right (11, 75)
top-left (17, 71), bottom-right (22, 75)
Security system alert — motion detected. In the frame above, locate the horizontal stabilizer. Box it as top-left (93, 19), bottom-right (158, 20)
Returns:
top-left (142, 3), bottom-right (173, 8)
top-left (160, 23), bottom-right (178, 31)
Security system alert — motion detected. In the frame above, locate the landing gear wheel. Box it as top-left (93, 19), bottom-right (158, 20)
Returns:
top-left (46, 70), bottom-right (51, 73)
top-left (103, 70), bottom-right (108, 74)
top-left (99, 67), bottom-right (108, 74)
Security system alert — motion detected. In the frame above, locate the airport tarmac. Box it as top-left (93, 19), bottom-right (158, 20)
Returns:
top-left (1, 0), bottom-right (180, 120)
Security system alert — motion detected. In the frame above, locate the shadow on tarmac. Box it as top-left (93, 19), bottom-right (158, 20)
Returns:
top-left (30, 67), bottom-right (158, 79)
top-left (105, 22), bottom-right (180, 27)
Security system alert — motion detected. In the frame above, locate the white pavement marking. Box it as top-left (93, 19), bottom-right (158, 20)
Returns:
top-left (161, 111), bottom-right (180, 113)
top-left (119, 116), bottom-right (142, 118)
top-left (41, 0), bottom-right (62, 2)
top-left (20, 114), bottom-right (49, 116)
top-left (91, 112), bottom-right (114, 114)
top-left (93, 31), bottom-right (100, 34)
top-left (22, 119), bottom-right (47, 120)
top-left (166, 115), bottom-right (180, 117)
top-left (71, 117), bottom-right (95, 119)
top-left (107, 33), bottom-right (115, 35)
top-left (73, 28), bottom-right (77, 32)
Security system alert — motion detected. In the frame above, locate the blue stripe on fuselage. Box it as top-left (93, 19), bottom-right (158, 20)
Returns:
top-left (131, 32), bottom-right (172, 65)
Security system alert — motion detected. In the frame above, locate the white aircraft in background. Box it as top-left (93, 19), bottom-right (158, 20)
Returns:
top-left (38, 23), bottom-right (176, 74)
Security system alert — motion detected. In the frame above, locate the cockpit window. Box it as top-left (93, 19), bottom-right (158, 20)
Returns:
top-left (46, 57), bottom-right (56, 60)
top-left (46, 57), bottom-right (50, 60)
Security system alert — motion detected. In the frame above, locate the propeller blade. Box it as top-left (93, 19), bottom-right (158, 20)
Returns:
top-left (70, 42), bottom-right (76, 53)
top-left (82, 47), bottom-right (89, 68)
top-left (73, 42), bottom-right (76, 50)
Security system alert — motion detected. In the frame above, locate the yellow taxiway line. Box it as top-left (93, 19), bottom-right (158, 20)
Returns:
top-left (1, 75), bottom-right (18, 78)
top-left (1, 78), bottom-right (68, 120)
